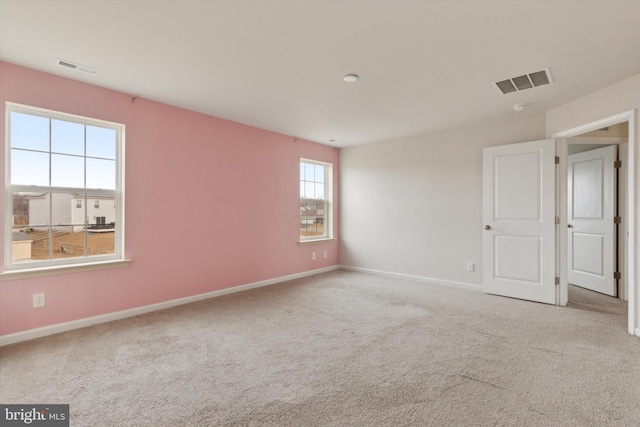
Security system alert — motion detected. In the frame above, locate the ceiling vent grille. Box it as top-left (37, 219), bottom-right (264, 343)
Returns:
top-left (494, 68), bottom-right (552, 94)
top-left (56, 58), bottom-right (99, 75)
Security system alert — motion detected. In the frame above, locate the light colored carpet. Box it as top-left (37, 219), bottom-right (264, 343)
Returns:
top-left (1, 270), bottom-right (638, 426)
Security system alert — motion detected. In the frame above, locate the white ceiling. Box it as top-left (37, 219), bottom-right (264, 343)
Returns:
top-left (1, 1), bottom-right (639, 147)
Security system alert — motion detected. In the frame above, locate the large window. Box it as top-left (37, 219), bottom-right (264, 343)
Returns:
top-left (300, 159), bottom-right (332, 241)
top-left (4, 103), bottom-right (125, 271)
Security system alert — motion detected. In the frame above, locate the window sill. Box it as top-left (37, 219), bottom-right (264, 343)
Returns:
top-left (0, 259), bottom-right (132, 282)
top-left (298, 238), bottom-right (336, 246)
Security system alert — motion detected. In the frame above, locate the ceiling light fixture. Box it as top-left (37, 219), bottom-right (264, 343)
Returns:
top-left (343, 74), bottom-right (359, 83)
top-left (513, 103), bottom-right (527, 112)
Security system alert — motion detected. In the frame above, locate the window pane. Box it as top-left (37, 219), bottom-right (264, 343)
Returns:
top-left (87, 196), bottom-right (115, 229)
top-left (304, 163), bottom-right (315, 181)
top-left (12, 192), bottom-right (48, 228)
top-left (305, 182), bottom-right (315, 199)
top-left (10, 112), bottom-right (49, 151)
top-left (87, 230), bottom-right (115, 256)
top-left (52, 154), bottom-right (84, 188)
top-left (11, 149), bottom-right (49, 186)
top-left (86, 126), bottom-right (116, 159)
top-left (50, 193), bottom-right (87, 259)
top-left (51, 212), bottom-right (85, 259)
top-left (12, 192), bottom-right (51, 262)
top-left (314, 164), bottom-right (325, 182)
top-left (51, 192), bottom-right (79, 230)
top-left (86, 158), bottom-right (116, 189)
top-left (87, 197), bottom-right (116, 256)
top-left (52, 119), bottom-right (84, 155)
top-left (299, 198), bottom-right (325, 238)
top-left (315, 183), bottom-right (325, 199)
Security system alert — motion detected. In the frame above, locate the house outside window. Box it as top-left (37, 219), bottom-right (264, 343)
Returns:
top-left (300, 159), bottom-right (332, 241)
top-left (4, 103), bottom-right (125, 271)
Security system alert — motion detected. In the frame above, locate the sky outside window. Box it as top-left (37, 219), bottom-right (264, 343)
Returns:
top-left (300, 162), bottom-right (325, 200)
top-left (10, 112), bottom-right (116, 190)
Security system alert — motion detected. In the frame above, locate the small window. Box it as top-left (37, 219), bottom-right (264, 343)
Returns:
top-left (5, 103), bottom-right (125, 271)
top-left (300, 159), bottom-right (332, 241)
top-left (94, 200), bottom-right (100, 209)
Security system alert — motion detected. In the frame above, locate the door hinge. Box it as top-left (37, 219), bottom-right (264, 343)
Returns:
top-left (555, 276), bottom-right (560, 285)
top-left (614, 160), bottom-right (622, 168)
top-left (555, 216), bottom-right (560, 225)
top-left (614, 216), bottom-right (622, 224)
top-left (555, 156), bottom-right (560, 165)
top-left (614, 272), bottom-right (621, 280)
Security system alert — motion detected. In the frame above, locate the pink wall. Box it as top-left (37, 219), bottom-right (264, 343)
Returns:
top-left (0, 62), bottom-right (339, 336)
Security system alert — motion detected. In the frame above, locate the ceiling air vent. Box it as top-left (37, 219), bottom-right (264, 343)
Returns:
top-left (494, 68), bottom-right (552, 95)
top-left (56, 58), bottom-right (99, 76)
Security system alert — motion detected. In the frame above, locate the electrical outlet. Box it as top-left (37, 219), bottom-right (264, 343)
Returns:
top-left (323, 250), bottom-right (328, 259)
top-left (312, 252), bottom-right (316, 260)
top-left (33, 293), bottom-right (45, 308)
top-left (466, 262), bottom-right (475, 272)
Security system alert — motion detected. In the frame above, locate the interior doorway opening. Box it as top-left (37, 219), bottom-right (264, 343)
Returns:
top-left (566, 123), bottom-right (629, 302)
top-left (554, 111), bottom-right (636, 336)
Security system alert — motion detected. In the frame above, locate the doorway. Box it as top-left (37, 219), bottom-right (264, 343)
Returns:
top-left (481, 111), bottom-right (637, 336)
top-left (566, 134), bottom-right (628, 300)
top-left (554, 111), bottom-right (636, 336)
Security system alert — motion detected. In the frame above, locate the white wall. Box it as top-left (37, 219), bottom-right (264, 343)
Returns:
top-left (340, 114), bottom-right (545, 286)
top-left (546, 74), bottom-right (639, 137)
top-left (546, 72), bottom-right (640, 335)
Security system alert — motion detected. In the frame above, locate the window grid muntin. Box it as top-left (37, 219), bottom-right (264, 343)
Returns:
top-left (300, 158), bottom-right (331, 241)
top-left (5, 103), bottom-right (124, 271)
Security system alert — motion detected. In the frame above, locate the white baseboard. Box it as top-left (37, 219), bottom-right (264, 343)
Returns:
top-left (339, 265), bottom-right (482, 292)
top-left (0, 266), bottom-right (339, 346)
top-left (635, 328), bottom-right (640, 338)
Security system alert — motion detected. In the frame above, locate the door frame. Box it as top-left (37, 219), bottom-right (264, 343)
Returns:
top-left (553, 110), bottom-right (637, 336)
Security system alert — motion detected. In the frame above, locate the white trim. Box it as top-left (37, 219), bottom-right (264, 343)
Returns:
top-left (4, 102), bottom-right (126, 273)
top-left (0, 265), bottom-right (339, 346)
top-left (553, 111), bottom-right (634, 138)
top-left (566, 136), bottom-right (627, 144)
top-left (298, 238), bottom-right (336, 245)
top-left (340, 265), bottom-right (482, 292)
top-left (636, 328), bottom-right (640, 337)
top-left (555, 138), bottom-right (568, 305)
top-left (552, 109), bottom-right (636, 336)
top-left (300, 158), bottom-right (333, 241)
top-left (6, 102), bottom-right (123, 128)
top-left (0, 259), bottom-right (132, 281)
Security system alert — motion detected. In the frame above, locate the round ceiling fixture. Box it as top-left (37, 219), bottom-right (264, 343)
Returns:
top-left (513, 103), bottom-right (527, 112)
top-left (343, 74), bottom-right (359, 83)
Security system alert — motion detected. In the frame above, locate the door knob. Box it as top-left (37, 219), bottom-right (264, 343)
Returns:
top-left (568, 224), bottom-right (573, 228)
top-left (484, 225), bottom-right (491, 230)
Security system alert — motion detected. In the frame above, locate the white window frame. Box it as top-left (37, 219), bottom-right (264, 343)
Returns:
top-left (1, 102), bottom-right (129, 279)
top-left (299, 158), bottom-right (333, 243)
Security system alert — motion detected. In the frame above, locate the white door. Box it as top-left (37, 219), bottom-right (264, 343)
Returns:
top-left (483, 140), bottom-right (557, 304)
top-left (568, 145), bottom-right (616, 296)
